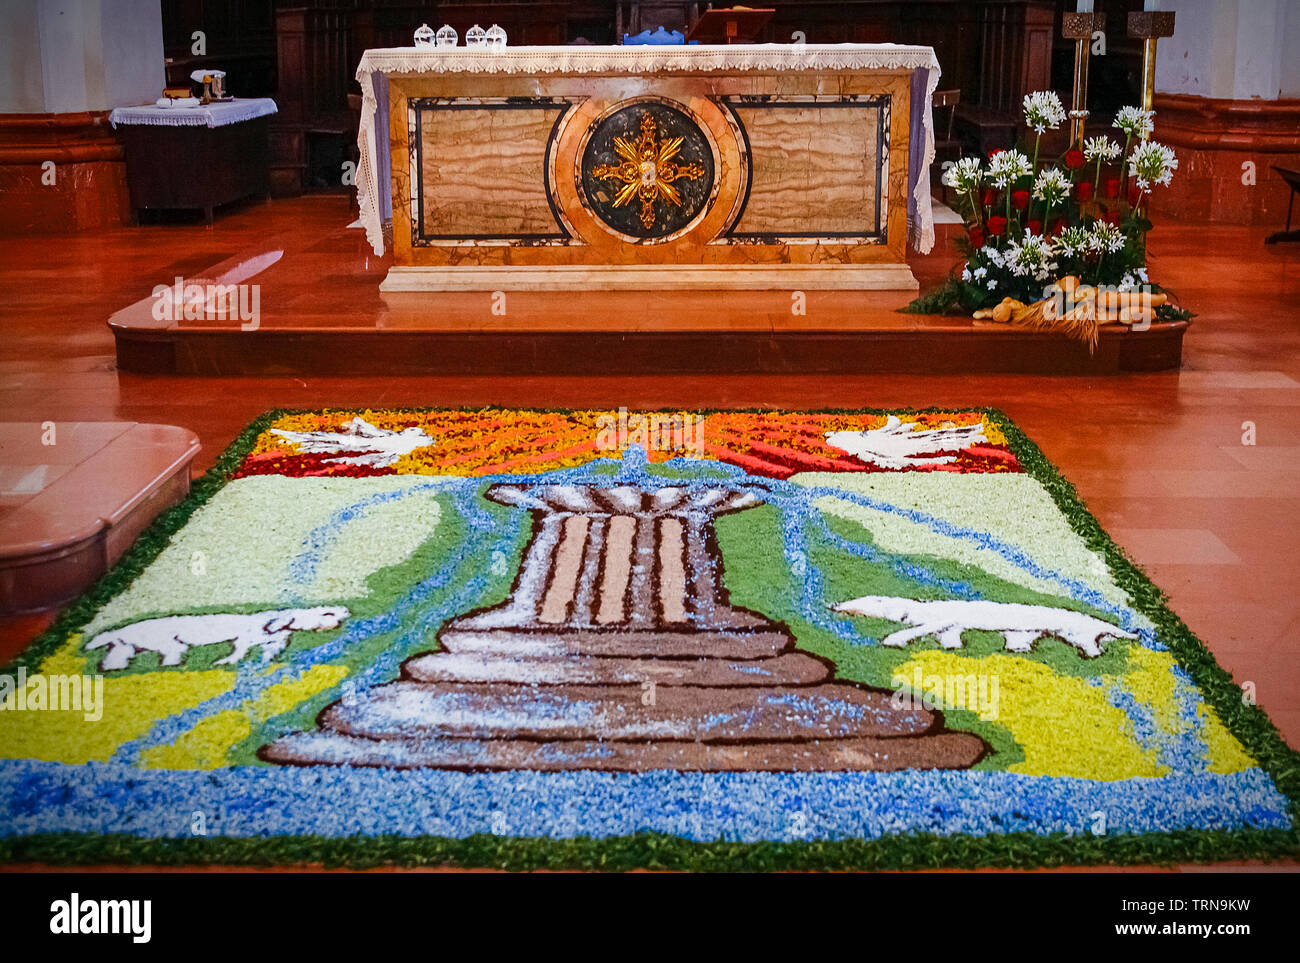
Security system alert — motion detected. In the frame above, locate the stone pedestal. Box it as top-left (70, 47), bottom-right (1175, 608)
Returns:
top-left (263, 483), bottom-right (987, 771)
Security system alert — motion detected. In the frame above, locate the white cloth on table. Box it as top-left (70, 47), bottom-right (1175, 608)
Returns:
top-left (108, 97), bottom-right (278, 129)
top-left (352, 44), bottom-right (941, 257)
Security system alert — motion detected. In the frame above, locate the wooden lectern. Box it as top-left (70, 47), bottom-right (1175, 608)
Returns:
top-left (685, 6), bottom-right (774, 44)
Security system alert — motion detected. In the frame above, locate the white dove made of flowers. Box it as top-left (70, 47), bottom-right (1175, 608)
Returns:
top-left (270, 417), bottom-right (435, 468)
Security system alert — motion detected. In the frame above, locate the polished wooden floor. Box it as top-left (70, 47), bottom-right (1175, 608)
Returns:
top-left (1, 194), bottom-right (1297, 871)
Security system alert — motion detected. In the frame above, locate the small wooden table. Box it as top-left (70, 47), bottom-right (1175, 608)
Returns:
top-left (0, 423), bottom-right (199, 613)
top-left (1265, 166), bottom-right (1300, 244)
top-left (110, 98), bottom-right (276, 223)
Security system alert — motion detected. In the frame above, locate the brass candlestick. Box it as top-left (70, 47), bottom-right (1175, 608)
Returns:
top-left (1062, 12), bottom-right (1107, 149)
top-left (1128, 11), bottom-right (1176, 137)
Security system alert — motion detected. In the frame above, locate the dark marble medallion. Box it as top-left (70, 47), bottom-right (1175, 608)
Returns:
top-left (580, 102), bottom-right (715, 240)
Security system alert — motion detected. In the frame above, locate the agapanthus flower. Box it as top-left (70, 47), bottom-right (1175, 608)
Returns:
top-left (980, 245), bottom-right (1006, 267)
top-left (1023, 90), bottom-right (1066, 135)
top-left (1113, 106), bottom-right (1155, 140)
top-left (1088, 221), bottom-right (1127, 255)
top-left (1083, 136), bottom-right (1122, 164)
top-left (1032, 168), bottom-right (1072, 206)
top-left (1127, 140), bottom-right (1178, 192)
top-left (941, 156), bottom-right (984, 193)
top-left (1055, 225), bottom-right (1091, 258)
top-left (987, 148), bottom-right (1032, 188)
top-left (1005, 230), bottom-right (1059, 282)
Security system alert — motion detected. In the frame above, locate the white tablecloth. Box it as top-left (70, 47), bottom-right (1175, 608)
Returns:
top-left (353, 44), bottom-right (940, 256)
top-left (109, 97), bottom-right (278, 129)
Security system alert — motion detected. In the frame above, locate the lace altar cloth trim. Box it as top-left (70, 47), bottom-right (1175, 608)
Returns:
top-left (356, 43), bottom-right (940, 77)
top-left (108, 97), bottom-right (278, 129)
top-left (354, 44), bottom-right (938, 256)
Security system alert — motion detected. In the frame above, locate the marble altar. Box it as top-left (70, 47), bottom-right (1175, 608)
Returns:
top-left (354, 44), bottom-right (941, 291)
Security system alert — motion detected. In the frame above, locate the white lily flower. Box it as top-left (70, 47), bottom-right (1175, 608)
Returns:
top-left (1088, 221), bottom-right (1126, 255)
top-left (1127, 141), bottom-right (1178, 193)
top-left (1083, 135), bottom-right (1122, 163)
top-left (1055, 225), bottom-right (1091, 258)
top-left (942, 156), bottom-right (984, 193)
top-left (1032, 168), bottom-right (1071, 205)
top-left (1005, 230), bottom-right (1057, 280)
top-left (988, 149), bottom-right (1032, 188)
top-left (1113, 105), bottom-right (1155, 140)
top-left (1023, 90), bottom-right (1066, 134)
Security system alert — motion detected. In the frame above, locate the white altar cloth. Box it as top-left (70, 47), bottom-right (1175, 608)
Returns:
top-left (108, 98), bottom-right (278, 129)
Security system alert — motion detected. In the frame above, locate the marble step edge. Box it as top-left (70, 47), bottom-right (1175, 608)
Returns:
top-left (380, 263), bottom-right (921, 293)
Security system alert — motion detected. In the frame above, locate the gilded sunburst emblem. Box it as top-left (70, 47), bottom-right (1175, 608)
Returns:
top-left (591, 113), bottom-right (707, 230)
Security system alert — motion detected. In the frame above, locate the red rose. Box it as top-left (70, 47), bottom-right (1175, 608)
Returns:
top-left (1065, 149), bottom-right (1086, 170)
top-left (988, 148), bottom-right (1004, 160)
top-left (987, 215), bottom-right (1008, 237)
top-left (1049, 218), bottom-right (1065, 237)
top-left (1075, 180), bottom-right (1094, 203)
top-left (1104, 178), bottom-right (1122, 199)
top-left (1012, 190), bottom-right (1030, 211)
top-left (1128, 185), bottom-right (1142, 206)
top-left (982, 187), bottom-right (998, 207)
top-left (968, 226), bottom-right (985, 248)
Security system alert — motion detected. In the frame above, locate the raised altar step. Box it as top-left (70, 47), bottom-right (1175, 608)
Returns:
top-left (105, 233), bottom-right (1187, 376)
top-left (111, 288), bottom-right (1187, 376)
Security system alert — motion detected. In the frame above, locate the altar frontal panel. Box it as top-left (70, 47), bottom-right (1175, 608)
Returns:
top-left (726, 97), bottom-right (888, 241)
top-left (386, 70), bottom-right (914, 288)
top-left (411, 99), bottom-right (570, 243)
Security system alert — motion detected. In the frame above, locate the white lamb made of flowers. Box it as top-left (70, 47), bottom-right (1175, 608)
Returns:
top-left (271, 416), bottom-right (434, 468)
top-left (833, 595), bottom-right (1136, 657)
top-left (85, 607), bottom-right (350, 670)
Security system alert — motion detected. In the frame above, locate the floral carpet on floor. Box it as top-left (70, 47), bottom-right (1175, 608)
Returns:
top-left (1, 407), bottom-right (1296, 870)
